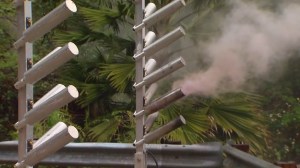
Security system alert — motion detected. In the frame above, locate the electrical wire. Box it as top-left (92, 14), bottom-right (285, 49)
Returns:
top-left (146, 150), bottom-right (159, 168)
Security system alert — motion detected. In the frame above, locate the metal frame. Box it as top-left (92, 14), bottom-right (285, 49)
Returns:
top-left (14, 1), bottom-right (79, 167)
top-left (134, 0), bottom-right (146, 168)
top-left (133, 1), bottom-right (187, 167)
top-left (15, 1), bottom-right (33, 167)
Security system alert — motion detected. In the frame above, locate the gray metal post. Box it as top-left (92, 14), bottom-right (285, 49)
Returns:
top-left (134, 0), bottom-right (146, 168)
top-left (15, 0), bottom-right (33, 167)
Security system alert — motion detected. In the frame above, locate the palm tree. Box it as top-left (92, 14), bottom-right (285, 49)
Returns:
top-left (52, 0), bottom-right (269, 154)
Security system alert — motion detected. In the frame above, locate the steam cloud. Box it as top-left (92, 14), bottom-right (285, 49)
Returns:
top-left (174, 0), bottom-right (300, 97)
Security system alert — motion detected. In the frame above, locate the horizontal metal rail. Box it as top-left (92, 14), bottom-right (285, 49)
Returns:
top-left (0, 141), bottom-right (223, 168)
top-left (223, 144), bottom-right (280, 168)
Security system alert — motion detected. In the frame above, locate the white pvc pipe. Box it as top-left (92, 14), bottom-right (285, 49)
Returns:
top-left (34, 84), bottom-right (66, 108)
top-left (25, 42), bottom-right (77, 83)
top-left (144, 31), bottom-right (156, 47)
top-left (144, 112), bottom-right (159, 133)
top-left (14, 0), bottom-right (77, 48)
top-left (135, 57), bottom-right (185, 89)
top-left (135, 115), bottom-right (186, 146)
top-left (134, 27), bottom-right (185, 60)
top-left (14, 85), bottom-right (79, 129)
top-left (145, 83), bottom-right (158, 105)
top-left (145, 88), bottom-right (185, 115)
top-left (133, 0), bottom-right (185, 31)
top-left (33, 122), bottom-right (67, 148)
top-left (144, 27), bottom-right (185, 56)
top-left (145, 58), bottom-right (157, 75)
top-left (14, 125), bottom-right (79, 168)
top-left (32, 47), bottom-right (62, 72)
top-left (144, 115), bottom-right (185, 143)
top-left (144, 3), bottom-right (156, 18)
top-left (14, 42), bottom-right (78, 89)
top-left (143, 0), bottom-right (185, 27)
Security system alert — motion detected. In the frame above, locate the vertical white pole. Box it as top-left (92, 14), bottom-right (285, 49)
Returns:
top-left (134, 0), bottom-right (146, 168)
top-left (16, 1), bottom-right (33, 167)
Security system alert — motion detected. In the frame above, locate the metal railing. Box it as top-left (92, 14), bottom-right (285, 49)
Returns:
top-left (0, 141), bottom-right (222, 168)
top-left (223, 144), bottom-right (280, 168)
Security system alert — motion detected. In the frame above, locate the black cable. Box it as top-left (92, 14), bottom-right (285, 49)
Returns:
top-left (146, 150), bottom-right (159, 168)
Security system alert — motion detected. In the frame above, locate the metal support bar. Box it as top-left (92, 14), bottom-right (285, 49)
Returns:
top-left (135, 115), bottom-right (186, 146)
top-left (145, 88), bottom-right (185, 115)
top-left (133, 27), bottom-right (185, 61)
top-left (133, 0), bottom-right (186, 31)
top-left (134, 0), bottom-right (146, 168)
top-left (134, 57), bottom-right (185, 89)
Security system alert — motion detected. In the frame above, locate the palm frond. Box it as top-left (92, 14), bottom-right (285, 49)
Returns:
top-left (149, 91), bottom-right (268, 154)
top-left (80, 7), bottom-right (120, 32)
top-left (202, 93), bottom-right (268, 153)
top-left (54, 24), bottom-right (108, 45)
top-left (84, 110), bottom-right (135, 142)
top-left (85, 117), bottom-right (120, 142)
top-left (100, 63), bottom-right (135, 92)
top-left (77, 83), bottom-right (111, 108)
top-left (152, 103), bottom-right (210, 144)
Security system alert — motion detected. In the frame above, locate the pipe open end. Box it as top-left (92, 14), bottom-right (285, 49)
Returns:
top-left (68, 126), bottom-right (79, 139)
top-left (179, 57), bottom-right (186, 66)
top-left (68, 42), bottom-right (79, 55)
top-left (67, 85), bottom-right (79, 98)
top-left (14, 162), bottom-right (22, 168)
top-left (180, 0), bottom-right (186, 6)
top-left (178, 26), bottom-right (186, 36)
top-left (179, 115), bottom-right (186, 125)
top-left (14, 122), bottom-right (21, 130)
top-left (66, 0), bottom-right (77, 13)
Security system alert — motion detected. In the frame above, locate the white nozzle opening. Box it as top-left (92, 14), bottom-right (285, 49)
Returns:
top-left (68, 42), bottom-right (79, 55)
top-left (66, 0), bottom-right (77, 12)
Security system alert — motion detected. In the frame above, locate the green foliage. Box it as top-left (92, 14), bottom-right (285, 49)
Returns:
top-left (100, 62), bottom-right (135, 92)
top-left (0, 0), bottom-right (14, 16)
top-left (153, 92), bottom-right (268, 154)
top-left (0, 164), bottom-right (14, 168)
top-left (261, 56), bottom-right (300, 161)
top-left (0, 1), bottom-right (18, 141)
top-left (80, 7), bottom-right (120, 32)
top-left (84, 111), bottom-right (135, 142)
top-left (158, 104), bottom-right (210, 143)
